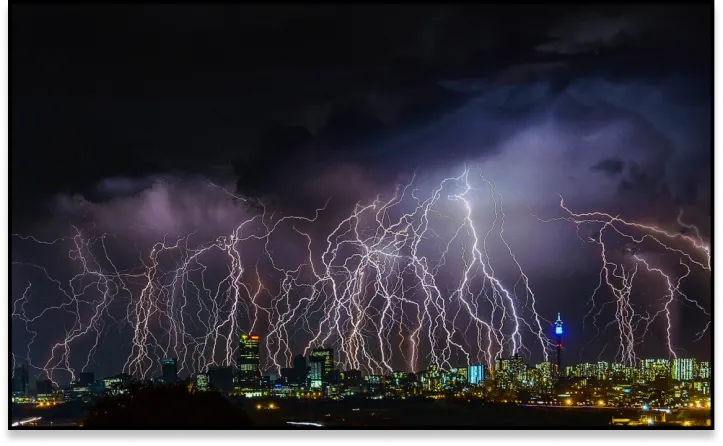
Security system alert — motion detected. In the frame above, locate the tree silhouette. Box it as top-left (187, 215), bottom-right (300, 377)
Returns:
top-left (85, 381), bottom-right (254, 428)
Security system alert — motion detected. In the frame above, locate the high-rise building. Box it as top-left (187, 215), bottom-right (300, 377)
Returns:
top-left (238, 334), bottom-right (261, 390)
top-left (495, 353), bottom-right (525, 390)
top-left (535, 362), bottom-right (558, 384)
top-left (697, 361), bottom-right (710, 380)
top-left (310, 347), bottom-right (334, 384)
top-left (309, 356), bottom-right (324, 389)
top-left (195, 373), bottom-right (209, 392)
top-left (12, 365), bottom-right (29, 394)
top-left (341, 369), bottom-right (362, 388)
top-left (596, 361), bottom-right (610, 380)
top-left (672, 358), bottom-right (695, 381)
top-left (161, 358), bottom-right (178, 384)
top-left (36, 379), bottom-right (54, 396)
top-left (641, 358), bottom-right (670, 382)
top-left (468, 364), bottom-right (486, 385)
top-left (293, 354), bottom-right (307, 386)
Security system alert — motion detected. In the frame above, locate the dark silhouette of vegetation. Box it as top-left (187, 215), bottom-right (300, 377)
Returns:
top-left (85, 381), bottom-right (254, 427)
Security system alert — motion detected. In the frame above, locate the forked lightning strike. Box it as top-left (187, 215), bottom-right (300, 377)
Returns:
top-left (12, 167), bottom-right (710, 383)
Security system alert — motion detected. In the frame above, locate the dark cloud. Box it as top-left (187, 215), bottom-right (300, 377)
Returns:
top-left (590, 158), bottom-right (625, 176)
top-left (11, 5), bottom-right (712, 372)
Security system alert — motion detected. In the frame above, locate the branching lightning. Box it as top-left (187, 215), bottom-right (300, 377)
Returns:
top-left (533, 197), bottom-right (711, 365)
top-left (12, 167), bottom-right (710, 383)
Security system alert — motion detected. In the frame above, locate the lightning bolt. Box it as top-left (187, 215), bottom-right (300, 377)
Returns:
top-left (12, 168), bottom-right (708, 384)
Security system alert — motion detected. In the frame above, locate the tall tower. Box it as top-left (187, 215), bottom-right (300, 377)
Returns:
top-left (238, 333), bottom-right (260, 391)
top-left (310, 347), bottom-right (334, 385)
top-left (555, 313), bottom-right (564, 375)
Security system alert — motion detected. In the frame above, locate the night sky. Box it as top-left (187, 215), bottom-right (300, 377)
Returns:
top-left (11, 4), bottom-right (712, 383)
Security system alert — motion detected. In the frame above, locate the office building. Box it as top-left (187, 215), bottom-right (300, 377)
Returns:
top-left (293, 354), bottom-right (308, 386)
top-left (161, 358), bottom-right (178, 384)
top-left (12, 365), bottom-right (29, 394)
top-left (535, 362), bottom-right (558, 384)
top-left (309, 356), bottom-right (324, 389)
top-left (495, 353), bottom-right (525, 390)
top-left (195, 373), bottom-right (210, 392)
top-left (641, 358), bottom-right (670, 382)
top-left (238, 334), bottom-right (261, 390)
top-left (468, 364), bottom-right (486, 385)
top-left (342, 369), bottom-right (362, 388)
top-left (310, 347), bottom-right (334, 384)
top-left (697, 361), bottom-right (710, 380)
top-left (672, 358), bottom-right (695, 381)
top-left (36, 379), bottom-right (54, 396)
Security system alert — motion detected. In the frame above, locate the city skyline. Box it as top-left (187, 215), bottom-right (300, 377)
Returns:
top-left (10, 329), bottom-right (713, 388)
top-left (9, 3), bottom-right (712, 430)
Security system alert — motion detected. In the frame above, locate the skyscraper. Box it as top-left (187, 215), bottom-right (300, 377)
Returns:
top-left (195, 373), bottom-right (209, 392)
top-left (535, 362), bottom-right (558, 385)
top-left (36, 379), bottom-right (54, 396)
top-left (161, 358), bottom-right (178, 384)
top-left (697, 361), bottom-right (710, 379)
top-left (495, 353), bottom-right (525, 390)
top-left (293, 354), bottom-right (307, 386)
top-left (310, 347), bottom-right (334, 384)
top-left (238, 333), bottom-right (261, 390)
top-left (672, 358), bottom-right (695, 381)
top-left (468, 364), bottom-right (486, 385)
top-left (641, 358), bottom-right (670, 382)
top-left (12, 365), bottom-right (29, 394)
top-left (309, 356), bottom-right (324, 389)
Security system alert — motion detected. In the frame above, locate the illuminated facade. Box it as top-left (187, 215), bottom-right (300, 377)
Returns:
top-left (672, 358), bottom-right (695, 381)
top-left (535, 362), bottom-right (558, 384)
top-left (697, 361), bottom-right (710, 380)
top-left (310, 347), bottom-right (335, 384)
top-left (238, 334), bottom-right (261, 390)
top-left (494, 354), bottom-right (525, 390)
top-left (596, 361), bottom-right (610, 380)
top-left (468, 364), bottom-right (486, 385)
top-left (641, 358), bottom-right (670, 383)
top-left (309, 356), bottom-right (324, 389)
top-left (195, 373), bottom-right (209, 391)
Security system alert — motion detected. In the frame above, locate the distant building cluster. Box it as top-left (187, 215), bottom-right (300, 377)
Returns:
top-left (11, 332), bottom-right (712, 413)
